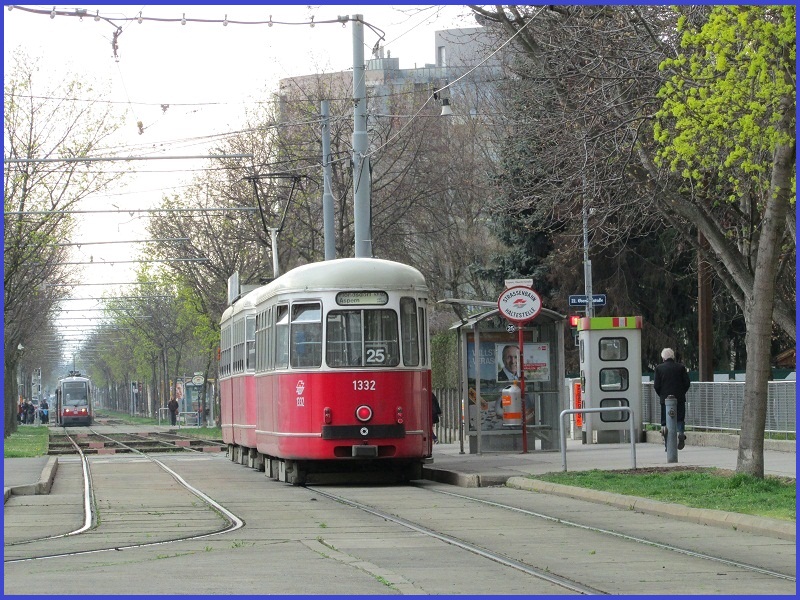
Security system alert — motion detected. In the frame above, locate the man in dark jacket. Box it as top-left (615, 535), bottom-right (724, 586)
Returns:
top-left (654, 348), bottom-right (691, 450)
top-left (168, 398), bottom-right (179, 426)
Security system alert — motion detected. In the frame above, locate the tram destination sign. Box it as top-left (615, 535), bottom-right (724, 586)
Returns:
top-left (568, 294), bottom-right (607, 307)
top-left (336, 291), bottom-right (389, 306)
top-left (498, 286), bottom-right (542, 324)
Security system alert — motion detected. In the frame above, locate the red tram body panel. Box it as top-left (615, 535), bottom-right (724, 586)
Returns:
top-left (219, 374), bottom-right (234, 445)
top-left (219, 290), bottom-right (257, 448)
top-left (220, 257), bottom-right (432, 484)
top-left (255, 370), bottom-right (432, 461)
top-left (233, 375), bottom-right (257, 448)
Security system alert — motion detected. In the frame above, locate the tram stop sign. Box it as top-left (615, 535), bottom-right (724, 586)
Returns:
top-left (497, 286), bottom-right (542, 324)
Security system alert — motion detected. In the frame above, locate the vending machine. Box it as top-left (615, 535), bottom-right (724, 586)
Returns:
top-left (578, 316), bottom-right (643, 444)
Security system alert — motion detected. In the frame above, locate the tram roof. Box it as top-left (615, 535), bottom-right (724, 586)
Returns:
top-left (254, 258), bottom-right (427, 305)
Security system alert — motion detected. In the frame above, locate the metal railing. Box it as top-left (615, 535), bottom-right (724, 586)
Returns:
top-left (433, 388), bottom-right (461, 445)
top-left (157, 407), bottom-right (201, 427)
top-left (641, 380), bottom-right (796, 436)
top-left (436, 379), bottom-right (796, 445)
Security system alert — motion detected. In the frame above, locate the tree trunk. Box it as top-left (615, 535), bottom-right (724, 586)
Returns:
top-left (4, 357), bottom-right (19, 437)
top-left (736, 98), bottom-right (795, 477)
top-left (151, 357), bottom-right (158, 418)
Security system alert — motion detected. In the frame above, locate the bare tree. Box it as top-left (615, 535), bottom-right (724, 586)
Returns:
top-left (3, 52), bottom-right (124, 435)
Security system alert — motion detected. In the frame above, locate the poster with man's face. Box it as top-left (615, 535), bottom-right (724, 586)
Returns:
top-left (496, 343), bottom-right (550, 382)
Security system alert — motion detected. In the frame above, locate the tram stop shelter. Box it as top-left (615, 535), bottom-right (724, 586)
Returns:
top-left (441, 300), bottom-right (567, 454)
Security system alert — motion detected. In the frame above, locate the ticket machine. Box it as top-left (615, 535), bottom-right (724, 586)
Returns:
top-left (578, 316), bottom-right (643, 443)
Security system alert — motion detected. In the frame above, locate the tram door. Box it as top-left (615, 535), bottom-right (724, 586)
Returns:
top-left (578, 316), bottom-right (643, 444)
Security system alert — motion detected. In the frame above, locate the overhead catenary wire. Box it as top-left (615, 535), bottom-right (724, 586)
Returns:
top-left (6, 5), bottom-right (514, 166)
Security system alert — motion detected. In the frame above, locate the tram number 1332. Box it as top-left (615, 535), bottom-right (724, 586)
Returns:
top-left (353, 380), bottom-right (377, 391)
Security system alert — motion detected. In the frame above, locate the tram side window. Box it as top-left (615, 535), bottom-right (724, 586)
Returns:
top-left (364, 310), bottom-right (399, 367)
top-left (291, 303), bottom-right (322, 368)
top-left (275, 304), bottom-right (289, 369)
top-left (265, 307), bottom-right (273, 370)
top-left (233, 319), bottom-right (245, 374)
top-left (400, 297), bottom-right (420, 366)
top-left (326, 311), bottom-right (363, 367)
top-left (419, 306), bottom-right (428, 366)
top-left (255, 313), bottom-right (262, 372)
top-left (220, 325), bottom-right (231, 377)
top-left (256, 309), bottom-right (270, 373)
top-left (246, 315), bottom-right (256, 371)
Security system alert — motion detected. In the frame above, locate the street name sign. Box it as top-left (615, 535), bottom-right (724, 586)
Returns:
top-left (504, 278), bottom-right (534, 289)
top-left (568, 294), bottom-right (607, 307)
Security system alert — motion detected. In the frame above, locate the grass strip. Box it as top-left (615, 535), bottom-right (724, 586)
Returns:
top-left (4, 426), bottom-right (50, 458)
top-left (530, 467), bottom-right (796, 521)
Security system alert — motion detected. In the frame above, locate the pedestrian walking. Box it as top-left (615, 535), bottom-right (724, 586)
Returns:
top-left (431, 393), bottom-right (442, 444)
top-left (654, 348), bottom-right (691, 450)
top-left (168, 397), bottom-right (179, 426)
top-left (24, 400), bottom-right (35, 424)
top-left (40, 398), bottom-right (49, 424)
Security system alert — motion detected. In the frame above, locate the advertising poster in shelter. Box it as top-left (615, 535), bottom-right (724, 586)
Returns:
top-left (466, 334), bottom-right (544, 431)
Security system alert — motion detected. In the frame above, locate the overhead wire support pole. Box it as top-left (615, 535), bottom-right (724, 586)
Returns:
top-left (321, 100), bottom-right (336, 261)
top-left (351, 14), bottom-right (372, 258)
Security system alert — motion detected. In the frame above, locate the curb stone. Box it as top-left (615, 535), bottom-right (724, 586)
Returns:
top-left (506, 476), bottom-right (796, 542)
top-left (3, 456), bottom-right (58, 503)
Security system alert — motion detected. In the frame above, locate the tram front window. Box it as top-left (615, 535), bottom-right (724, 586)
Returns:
top-left (327, 309), bottom-right (399, 367)
top-left (62, 383), bottom-right (88, 405)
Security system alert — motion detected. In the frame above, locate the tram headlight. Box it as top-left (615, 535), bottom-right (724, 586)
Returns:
top-left (324, 407), bottom-right (332, 424)
top-left (396, 406), bottom-right (404, 424)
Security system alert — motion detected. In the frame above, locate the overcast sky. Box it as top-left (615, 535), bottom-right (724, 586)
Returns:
top-left (5, 5), bottom-right (478, 351)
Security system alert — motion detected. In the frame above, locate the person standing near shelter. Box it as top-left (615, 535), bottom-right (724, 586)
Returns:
top-left (654, 348), bottom-right (691, 450)
top-left (431, 392), bottom-right (442, 444)
top-left (168, 397), bottom-right (179, 426)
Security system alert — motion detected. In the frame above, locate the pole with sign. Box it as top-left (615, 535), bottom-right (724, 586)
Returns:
top-left (497, 286), bottom-right (542, 453)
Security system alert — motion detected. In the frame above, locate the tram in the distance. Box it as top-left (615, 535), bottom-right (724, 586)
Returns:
top-left (55, 371), bottom-right (94, 426)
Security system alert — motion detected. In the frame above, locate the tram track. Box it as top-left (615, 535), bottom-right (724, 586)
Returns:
top-left (4, 443), bottom-right (795, 595)
top-left (4, 426), bottom-right (244, 563)
top-left (304, 481), bottom-right (796, 595)
top-left (427, 486), bottom-right (796, 582)
top-left (307, 484), bottom-right (604, 594)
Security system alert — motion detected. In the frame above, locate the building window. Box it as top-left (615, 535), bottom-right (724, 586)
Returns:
top-left (437, 46), bottom-right (446, 67)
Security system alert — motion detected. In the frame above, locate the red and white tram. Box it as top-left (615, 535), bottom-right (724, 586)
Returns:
top-left (220, 257), bottom-right (432, 484)
top-left (219, 288), bottom-right (257, 453)
top-left (55, 371), bottom-right (94, 426)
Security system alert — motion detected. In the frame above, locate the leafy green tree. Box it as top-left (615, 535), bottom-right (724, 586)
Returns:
top-left (469, 5), bottom-right (794, 477)
top-left (654, 5), bottom-right (795, 477)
